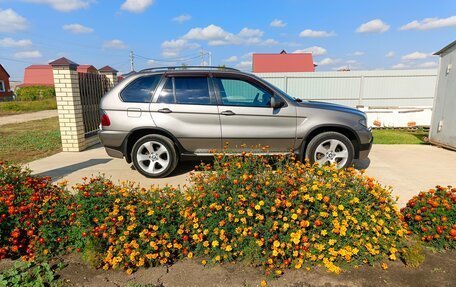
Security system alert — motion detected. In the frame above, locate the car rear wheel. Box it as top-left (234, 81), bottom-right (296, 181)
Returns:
top-left (132, 135), bottom-right (178, 178)
top-left (305, 132), bottom-right (354, 168)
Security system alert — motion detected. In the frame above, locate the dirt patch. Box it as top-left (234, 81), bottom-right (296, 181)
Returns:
top-left (48, 249), bottom-right (456, 287)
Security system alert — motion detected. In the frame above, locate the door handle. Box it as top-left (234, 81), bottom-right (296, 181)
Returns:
top-left (221, 110), bottom-right (236, 116)
top-left (158, 108), bottom-right (172, 113)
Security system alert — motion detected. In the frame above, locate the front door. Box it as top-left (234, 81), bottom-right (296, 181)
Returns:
top-left (150, 76), bottom-right (222, 153)
top-left (212, 76), bottom-right (296, 152)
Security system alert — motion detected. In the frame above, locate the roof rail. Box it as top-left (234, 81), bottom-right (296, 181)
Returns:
top-left (139, 66), bottom-right (240, 73)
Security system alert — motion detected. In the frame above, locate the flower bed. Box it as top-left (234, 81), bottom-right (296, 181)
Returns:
top-left (401, 186), bottom-right (456, 249)
top-left (1, 155), bottom-right (411, 275)
top-left (0, 162), bottom-right (73, 260)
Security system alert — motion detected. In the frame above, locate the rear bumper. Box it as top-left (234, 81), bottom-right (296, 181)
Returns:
top-left (99, 130), bottom-right (128, 159)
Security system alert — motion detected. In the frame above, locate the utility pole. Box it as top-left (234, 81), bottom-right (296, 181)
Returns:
top-left (130, 50), bottom-right (135, 71)
top-left (208, 51), bottom-right (212, 66)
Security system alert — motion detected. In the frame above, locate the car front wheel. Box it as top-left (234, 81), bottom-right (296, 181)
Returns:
top-left (305, 131), bottom-right (355, 168)
top-left (131, 135), bottom-right (178, 178)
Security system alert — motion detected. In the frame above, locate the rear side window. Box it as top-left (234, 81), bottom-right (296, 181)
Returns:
top-left (120, 75), bottom-right (162, 103)
top-left (157, 77), bottom-right (212, 105)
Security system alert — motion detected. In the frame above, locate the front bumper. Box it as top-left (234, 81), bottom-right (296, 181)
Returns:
top-left (358, 135), bottom-right (373, 160)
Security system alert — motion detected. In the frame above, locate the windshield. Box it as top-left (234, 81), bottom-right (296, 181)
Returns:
top-left (250, 74), bottom-right (305, 103)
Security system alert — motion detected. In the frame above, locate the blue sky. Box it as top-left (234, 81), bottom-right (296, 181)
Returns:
top-left (1, 0), bottom-right (455, 80)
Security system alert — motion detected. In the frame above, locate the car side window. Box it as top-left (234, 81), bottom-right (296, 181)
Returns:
top-left (120, 75), bottom-right (162, 103)
top-left (157, 77), bottom-right (212, 105)
top-left (214, 78), bottom-right (272, 107)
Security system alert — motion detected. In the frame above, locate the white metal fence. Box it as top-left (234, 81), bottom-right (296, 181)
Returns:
top-left (255, 69), bottom-right (438, 108)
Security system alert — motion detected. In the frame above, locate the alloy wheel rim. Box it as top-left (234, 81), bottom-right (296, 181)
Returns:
top-left (314, 139), bottom-right (349, 168)
top-left (136, 141), bottom-right (170, 174)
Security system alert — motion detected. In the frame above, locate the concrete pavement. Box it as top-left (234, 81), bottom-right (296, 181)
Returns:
top-left (27, 144), bottom-right (456, 207)
top-left (0, 110), bottom-right (58, 126)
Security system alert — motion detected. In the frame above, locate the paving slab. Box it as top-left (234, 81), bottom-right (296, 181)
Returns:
top-left (0, 110), bottom-right (58, 126)
top-left (27, 144), bottom-right (456, 207)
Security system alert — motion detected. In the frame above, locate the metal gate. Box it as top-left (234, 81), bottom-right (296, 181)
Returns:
top-left (78, 73), bottom-right (112, 137)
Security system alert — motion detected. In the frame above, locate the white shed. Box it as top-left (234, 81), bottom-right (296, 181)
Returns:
top-left (429, 40), bottom-right (456, 150)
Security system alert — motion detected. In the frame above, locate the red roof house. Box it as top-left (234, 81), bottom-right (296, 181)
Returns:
top-left (0, 64), bottom-right (13, 99)
top-left (252, 50), bottom-right (316, 73)
top-left (20, 60), bottom-right (103, 87)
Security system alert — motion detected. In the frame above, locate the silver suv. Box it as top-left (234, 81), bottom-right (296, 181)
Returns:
top-left (99, 66), bottom-right (372, 178)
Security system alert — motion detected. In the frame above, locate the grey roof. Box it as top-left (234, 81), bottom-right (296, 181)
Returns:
top-left (434, 40), bottom-right (456, 55)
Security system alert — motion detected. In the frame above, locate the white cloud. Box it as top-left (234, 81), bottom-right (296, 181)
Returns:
top-left (418, 61), bottom-right (438, 69)
top-left (299, 29), bottom-right (334, 38)
top-left (385, 51), bottom-right (395, 58)
top-left (160, 39), bottom-right (199, 58)
top-left (121, 0), bottom-right (155, 13)
top-left (103, 39), bottom-right (127, 50)
top-left (0, 9), bottom-right (28, 33)
top-left (356, 19), bottom-right (390, 33)
top-left (172, 14), bottom-right (191, 23)
top-left (62, 23), bottom-right (93, 34)
top-left (270, 19), bottom-right (286, 28)
top-left (182, 24), bottom-right (272, 46)
top-left (316, 58), bottom-right (340, 66)
top-left (223, 56), bottom-right (238, 62)
top-left (350, 51), bottom-right (365, 56)
top-left (261, 38), bottom-right (279, 46)
top-left (14, 50), bottom-right (42, 58)
top-left (238, 28), bottom-right (264, 38)
top-left (24, 0), bottom-right (92, 12)
top-left (235, 61), bottom-right (252, 71)
top-left (391, 63), bottom-right (410, 70)
top-left (0, 37), bottom-right (32, 48)
top-left (401, 51), bottom-right (431, 61)
top-left (400, 16), bottom-right (456, 31)
top-left (241, 52), bottom-right (253, 59)
top-left (293, 46), bottom-right (327, 56)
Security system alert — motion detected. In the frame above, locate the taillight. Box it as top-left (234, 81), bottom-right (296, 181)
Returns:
top-left (101, 112), bottom-right (111, 127)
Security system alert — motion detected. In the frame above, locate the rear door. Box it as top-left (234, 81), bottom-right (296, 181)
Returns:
top-left (150, 75), bottom-right (222, 153)
top-left (213, 76), bottom-right (297, 152)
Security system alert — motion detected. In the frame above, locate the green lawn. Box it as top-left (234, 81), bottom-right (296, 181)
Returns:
top-left (0, 117), bottom-right (62, 164)
top-left (0, 99), bottom-right (57, 117)
top-left (372, 129), bottom-right (429, 144)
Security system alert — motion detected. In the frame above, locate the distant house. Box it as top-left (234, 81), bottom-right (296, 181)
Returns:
top-left (252, 50), bottom-right (316, 73)
top-left (0, 64), bottom-right (13, 100)
top-left (19, 63), bottom-right (103, 88)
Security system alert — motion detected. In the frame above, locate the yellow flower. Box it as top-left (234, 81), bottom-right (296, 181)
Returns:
top-left (225, 245), bottom-right (232, 252)
top-left (261, 280), bottom-right (267, 287)
top-left (273, 240), bottom-right (280, 248)
top-left (203, 241), bottom-right (210, 247)
top-left (201, 259), bottom-right (207, 266)
top-left (255, 204), bottom-right (261, 210)
top-left (338, 205), bottom-right (345, 211)
top-left (381, 263), bottom-right (388, 270)
top-left (212, 240), bottom-right (219, 247)
top-left (316, 193), bottom-right (323, 201)
top-left (291, 213), bottom-right (298, 220)
top-left (188, 252), bottom-right (194, 259)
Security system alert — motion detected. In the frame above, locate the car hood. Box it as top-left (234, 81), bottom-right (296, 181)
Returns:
top-left (297, 100), bottom-right (366, 118)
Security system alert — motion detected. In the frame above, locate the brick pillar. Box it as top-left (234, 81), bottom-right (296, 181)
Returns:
top-left (99, 65), bottom-right (119, 87)
top-left (50, 57), bottom-right (86, 152)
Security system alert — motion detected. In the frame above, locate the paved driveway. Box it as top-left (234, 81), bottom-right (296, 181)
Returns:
top-left (28, 144), bottom-right (456, 207)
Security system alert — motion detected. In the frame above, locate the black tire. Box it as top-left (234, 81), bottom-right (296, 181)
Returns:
top-left (131, 134), bottom-right (178, 178)
top-left (305, 131), bottom-right (355, 168)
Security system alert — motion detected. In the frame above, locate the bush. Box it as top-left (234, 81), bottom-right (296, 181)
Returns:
top-left (0, 162), bottom-right (74, 261)
top-left (401, 186), bottom-right (456, 249)
top-left (15, 86), bottom-right (55, 101)
top-left (185, 153), bottom-right (407, 274)
top-left (72, 177), bottom-right (189, 275)
top-left (0, 261), bottom-right (63, 287)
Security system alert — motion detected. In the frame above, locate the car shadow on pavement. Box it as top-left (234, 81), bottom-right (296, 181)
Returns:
top-left (34, 158), bottom-right (112, 181)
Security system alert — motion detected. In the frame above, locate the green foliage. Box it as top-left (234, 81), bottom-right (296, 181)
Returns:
top-left (401, 186), bottom-right (456, 249)
top-left (15, 86), bottom-right (55, 101)
top-left (372, 129), bottom-right (428, 144)
top-left (402, 241), bottom-right (425, 268)
top-left (0, 262), bottom-right (63, 287)
top-left (0, 99), bottom-right (57, 116)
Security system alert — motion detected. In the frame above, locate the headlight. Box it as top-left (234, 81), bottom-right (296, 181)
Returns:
top-left (359, 118), bottom-right (367, 127)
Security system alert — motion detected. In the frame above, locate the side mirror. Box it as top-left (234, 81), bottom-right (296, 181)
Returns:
top-left (270, 95), bottom-right (285, 109)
